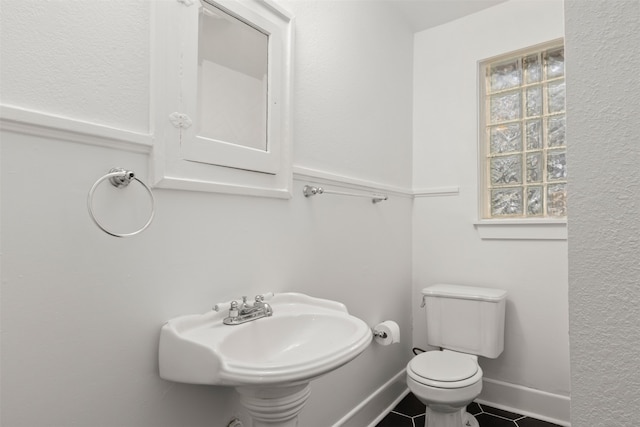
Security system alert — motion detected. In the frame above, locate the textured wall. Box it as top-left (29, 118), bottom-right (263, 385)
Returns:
top-left (565, 0), bottom-right (640, 424)
top-left (284, 0), bottom-right (414, 188)
top-left (0, 0), bottom-right (150, 132)
top-left (412, 1), bottom-right (570, 420)
top-left (0, 1), bottom-right (414, 426)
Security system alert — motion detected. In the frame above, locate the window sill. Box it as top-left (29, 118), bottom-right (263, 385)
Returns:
top-left (474, 219), bottom-right (567, 240)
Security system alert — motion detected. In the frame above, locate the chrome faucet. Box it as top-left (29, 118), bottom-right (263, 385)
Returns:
top-left (223, 295), bottom-right (273, 325)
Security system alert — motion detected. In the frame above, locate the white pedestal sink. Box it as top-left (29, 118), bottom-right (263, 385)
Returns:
top-left (159, 293), bottom-right (372, 426)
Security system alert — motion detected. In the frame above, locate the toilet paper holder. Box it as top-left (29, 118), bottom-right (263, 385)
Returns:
top-left (373, 329), bottom-right (388, 339)
top-left (372, 320), bottom-right (400, 345)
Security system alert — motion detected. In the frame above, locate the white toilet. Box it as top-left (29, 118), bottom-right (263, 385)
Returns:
top-left (407, 284), bottom-right (507, 427)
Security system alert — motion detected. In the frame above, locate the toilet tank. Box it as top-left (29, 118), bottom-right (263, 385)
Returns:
top-left (423, 284), bottom-right (507, 358)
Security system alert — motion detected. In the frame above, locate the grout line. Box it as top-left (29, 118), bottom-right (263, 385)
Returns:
top-left (515, 419), bottom-right (532, 427)
top-left (388, 400), bottom-right (560, 427)
top-left (387, 397), bottom-right (562, 427)
top-left (390, 411), bottom-right (413, 420)
top-left (472, 403), bottom-right (522, 426)
top-left (411, 412), bottom-right (423, 427)
top-left (490, 413), bottom-right (520, 423)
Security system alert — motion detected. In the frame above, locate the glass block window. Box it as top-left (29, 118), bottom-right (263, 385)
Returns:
top-left (481, 42), bottom-right (566, 219)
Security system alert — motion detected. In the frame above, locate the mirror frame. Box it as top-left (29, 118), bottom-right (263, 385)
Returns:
top-left (151, 0), bottom-right (293, 198)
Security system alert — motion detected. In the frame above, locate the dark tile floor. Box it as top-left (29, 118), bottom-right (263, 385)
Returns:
top-left (376, 393), bottom-right (563, 427)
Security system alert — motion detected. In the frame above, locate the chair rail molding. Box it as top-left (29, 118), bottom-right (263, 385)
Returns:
top-left (413, 186), bottom-right (460, 197)
top-left (292, 165), bottom-right (412, 198)
top-left (0, 105), bottom-right (153, 154)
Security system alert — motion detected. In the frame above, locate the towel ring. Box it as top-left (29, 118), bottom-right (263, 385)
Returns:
top-left (87, 168), bottom-right (155, 238)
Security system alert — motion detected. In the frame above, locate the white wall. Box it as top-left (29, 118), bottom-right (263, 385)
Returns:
top-left (412, 0), bottom-right (570, 423)
top-left (565, 0), bottom-right (640, 424)
top-left (0, 1), bottom-right (414, 426)
top-left (285, 0), bottom-right (414, 185)
top-left (0, 0), bottom-right (150, 133)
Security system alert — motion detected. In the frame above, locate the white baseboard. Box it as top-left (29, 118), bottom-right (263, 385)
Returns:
top-left (477, 377), bottom-right (571, 426)
top-left (332, 372), bottom-right (570, 427)
top-left (332, 369), bottom-right (408, 427)
top-left (366, 387), bottom-right (410, 427)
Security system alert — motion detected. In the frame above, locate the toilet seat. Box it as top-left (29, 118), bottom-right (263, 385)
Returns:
top-left (408, 351), bottom-right (482, 389)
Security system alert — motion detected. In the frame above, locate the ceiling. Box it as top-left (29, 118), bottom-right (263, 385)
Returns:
top-left (390, 0), bottom-right (508, 32)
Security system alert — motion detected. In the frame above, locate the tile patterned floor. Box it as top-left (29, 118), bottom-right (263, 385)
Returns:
top-left (376, 393), bottom-right (562, 427)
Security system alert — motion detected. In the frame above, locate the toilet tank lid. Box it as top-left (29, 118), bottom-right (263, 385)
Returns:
top-left (422, 284), bottom-right (507, 302)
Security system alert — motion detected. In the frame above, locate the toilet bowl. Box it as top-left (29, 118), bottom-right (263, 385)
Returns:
top-left (411, 284), bottom-right (507, 427)
top-left (406, 350), bottom-right (483, 427)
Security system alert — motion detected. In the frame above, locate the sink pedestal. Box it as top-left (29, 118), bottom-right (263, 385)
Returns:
top-left (236, 383), bottom-right (311, 427)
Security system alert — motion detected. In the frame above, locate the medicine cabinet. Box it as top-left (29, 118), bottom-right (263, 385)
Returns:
top-left (151, 0), bottom-right (293, 197)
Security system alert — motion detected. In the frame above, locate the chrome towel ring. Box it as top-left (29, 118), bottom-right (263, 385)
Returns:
top-left (87, 168), bottom-right (155, 238)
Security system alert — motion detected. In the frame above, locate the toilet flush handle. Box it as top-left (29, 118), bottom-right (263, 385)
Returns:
top-left (420, 295), bottom-right (427, 308)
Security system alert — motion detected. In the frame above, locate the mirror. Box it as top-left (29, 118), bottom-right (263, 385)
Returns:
top-left (151, 0), bottom-right (293, 197)
top-left (198, 3), bottom-right (268, 151)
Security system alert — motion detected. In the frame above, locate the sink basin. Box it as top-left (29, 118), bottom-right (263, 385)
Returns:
top-left (159, 293), bottom-right (373, 386)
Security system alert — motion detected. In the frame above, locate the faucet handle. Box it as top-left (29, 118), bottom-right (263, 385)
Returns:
top-left (229, 300), bottom-right (239, 318)
top-left (255, 294), bottom-right (265, 303)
